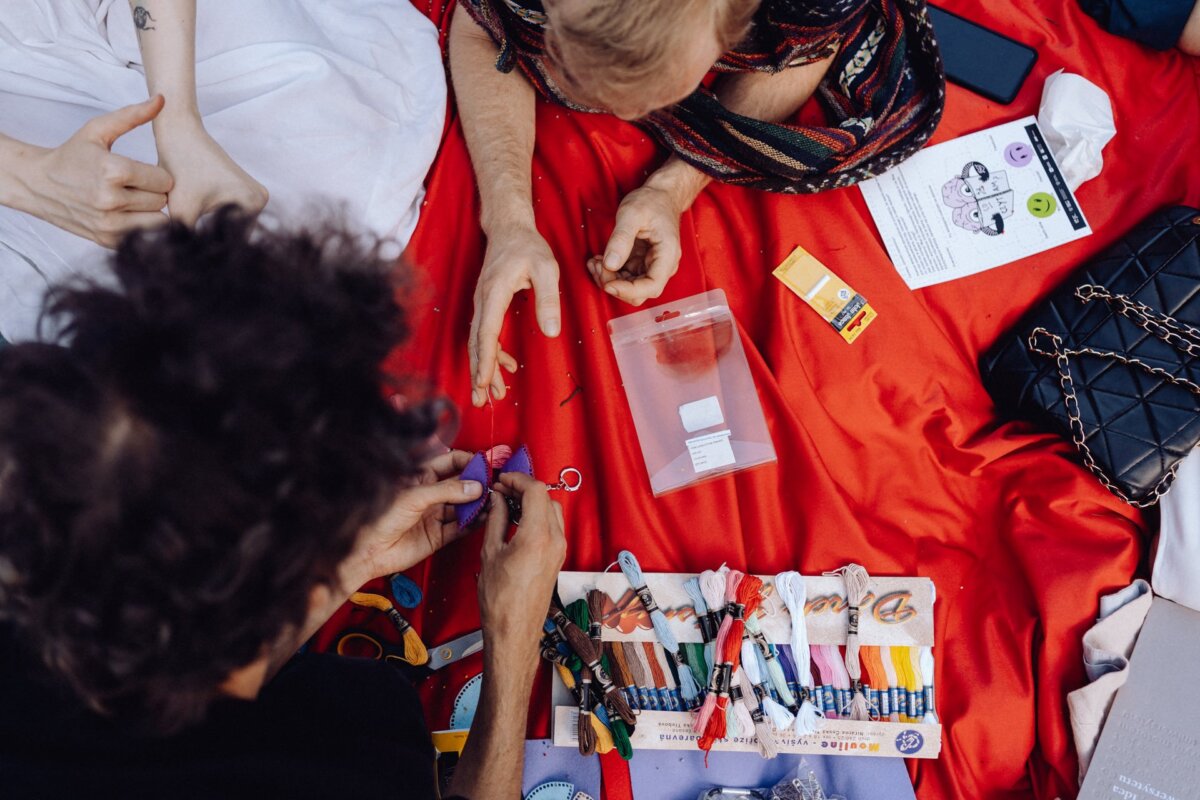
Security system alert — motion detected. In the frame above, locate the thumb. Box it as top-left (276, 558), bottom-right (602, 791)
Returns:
top-left (84, 95), bottom-right (165, 149)
top-left (402, 477), bottom-right (484, 515)
top-left (531, 263), bottom-right (562, 338)
top-left (603, 209), bottom-right (640, 272)
top-left (482, 492), bottom-right (509, 554)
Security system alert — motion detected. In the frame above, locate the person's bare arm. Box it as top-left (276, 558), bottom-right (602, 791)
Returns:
top-left (0, 103), bottom-right (173, 247)
top-left (449, 474), bottom-right (566, 800)
top-left (127, 1), bottom-right (267, 223)
top-left (450, 4), bottom-right (559, 407)
top-left (595, 56), bottom-right (833, 305)
top-left (1181, 0), bottom-right (1200, 55)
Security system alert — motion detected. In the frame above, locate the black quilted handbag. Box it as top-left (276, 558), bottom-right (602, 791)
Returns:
top-left (980, 206), bottom-right (1200, 506)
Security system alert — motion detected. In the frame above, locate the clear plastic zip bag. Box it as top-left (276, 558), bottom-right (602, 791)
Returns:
top-left (608, 289), bottom-right (776, 496)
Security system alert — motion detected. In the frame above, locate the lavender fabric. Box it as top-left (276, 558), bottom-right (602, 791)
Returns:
top-left (629, 750), bottom-right (917, 800)
top-left (455, 444), bottom-right (536, 528)
top-left (455, 451), bottom-right (491, 529)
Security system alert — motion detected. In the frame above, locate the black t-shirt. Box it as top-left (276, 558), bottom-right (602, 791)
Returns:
top-left (0, 631), bottom-right (438, 799)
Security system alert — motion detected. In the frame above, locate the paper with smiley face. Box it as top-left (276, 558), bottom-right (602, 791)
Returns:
top-left (859, 116), bottom-right (1091, 289)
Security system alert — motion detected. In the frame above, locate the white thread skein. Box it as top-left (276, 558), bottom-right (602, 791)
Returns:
top-left (774, 571), bottom-right (825, 734)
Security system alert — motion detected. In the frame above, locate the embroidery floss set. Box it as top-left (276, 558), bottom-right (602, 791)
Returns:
top-left (549, 557), bottom-right (943, 759)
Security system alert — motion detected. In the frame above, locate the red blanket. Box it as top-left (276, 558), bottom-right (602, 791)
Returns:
top-left (315, 2), bottom-right (1200, 797)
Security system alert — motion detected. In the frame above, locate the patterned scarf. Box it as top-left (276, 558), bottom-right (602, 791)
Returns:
top-left (460, 0), bottom-right (945, 194)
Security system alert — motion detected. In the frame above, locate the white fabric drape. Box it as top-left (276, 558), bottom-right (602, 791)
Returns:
top-left (1152, 452), bottom-right (1200, 612)
top-left (0, 0), bottom-right (446, 341)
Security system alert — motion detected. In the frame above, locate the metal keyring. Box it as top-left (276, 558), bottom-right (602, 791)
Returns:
top-left (551, 467), bottom-right (583, 493)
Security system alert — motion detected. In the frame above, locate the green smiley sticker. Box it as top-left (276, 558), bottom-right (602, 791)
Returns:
top-left (1027, 192), bottom-right (1057, 218)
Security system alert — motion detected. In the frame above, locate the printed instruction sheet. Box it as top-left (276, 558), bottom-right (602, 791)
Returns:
top-left (859, 116), bottom-right (1091, 289)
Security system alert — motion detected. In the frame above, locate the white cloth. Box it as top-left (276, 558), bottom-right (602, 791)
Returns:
top-left (1152, 450), bottom-right (1200, 612)
top-left (0, 0), bottom-right (446, 342)
top-left (1066, 579), bottom-right (1152, 781)
top-left (1036, 70), bottom-right (1116, 192)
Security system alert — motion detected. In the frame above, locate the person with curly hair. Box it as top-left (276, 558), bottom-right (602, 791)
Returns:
top-left (451, 0), bottom-right (945, 408)
top-left (0, 210), bottom-right (564, 799)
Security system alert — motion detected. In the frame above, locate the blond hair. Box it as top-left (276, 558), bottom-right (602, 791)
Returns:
top-left (544, 0), bottom-right (758, 108)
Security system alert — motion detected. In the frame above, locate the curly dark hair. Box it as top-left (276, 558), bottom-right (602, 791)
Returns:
top-left (0, 209), bottom-right (446, 734)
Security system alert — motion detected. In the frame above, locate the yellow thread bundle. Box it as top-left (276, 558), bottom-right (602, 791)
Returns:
top-left (349, 592), bottom-right (429, 666)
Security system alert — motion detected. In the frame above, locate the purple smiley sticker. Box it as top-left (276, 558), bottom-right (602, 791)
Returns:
top-left (1004, 142), bottom-right (1033, 167)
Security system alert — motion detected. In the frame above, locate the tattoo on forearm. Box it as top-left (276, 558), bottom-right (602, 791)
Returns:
top-left (133, 6), bottom-right (156, 31)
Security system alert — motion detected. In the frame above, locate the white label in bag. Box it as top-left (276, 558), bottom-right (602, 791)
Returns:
top-left (686, 430), bottom-right (736, 473)
top-left (678, 396), bottom-right (724, 433)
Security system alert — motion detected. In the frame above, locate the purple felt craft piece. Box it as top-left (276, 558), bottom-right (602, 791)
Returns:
top-left (501, 444), bottom-right (534, 478)
top-left (456, 451), bottom-right (491, 529)
top-left (456, 444), bottom-right (536, 529)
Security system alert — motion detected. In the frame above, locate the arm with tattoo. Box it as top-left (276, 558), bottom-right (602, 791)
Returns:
top-left (127, 1), bottom-right (268, 224)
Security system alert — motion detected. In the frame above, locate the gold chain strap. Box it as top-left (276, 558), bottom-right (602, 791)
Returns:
top-left (1027, 284), bottom-right (1200, 507)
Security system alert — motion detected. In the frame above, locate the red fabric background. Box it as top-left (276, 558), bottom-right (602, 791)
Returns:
top-left (314, 2), bottom-right (1200, 797)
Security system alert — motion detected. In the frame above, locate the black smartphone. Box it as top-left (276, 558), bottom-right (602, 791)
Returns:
top-left (928, 5), bottom-right (1038, 105)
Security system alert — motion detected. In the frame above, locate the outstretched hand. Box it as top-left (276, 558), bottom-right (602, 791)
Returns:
top-left (15, 96), bottom-right (173, 247)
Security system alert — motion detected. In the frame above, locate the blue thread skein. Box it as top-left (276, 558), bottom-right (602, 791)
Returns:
top-left (617, 550), bottom-right (702, 707)
top-left (389, 573), bottom-right (423, 609)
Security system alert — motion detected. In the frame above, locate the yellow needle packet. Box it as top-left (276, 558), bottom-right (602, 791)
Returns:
top-left (773, 245), bottom-right (877, 343)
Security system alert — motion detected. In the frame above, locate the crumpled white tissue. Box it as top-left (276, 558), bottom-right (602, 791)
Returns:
top-left (1036, 70), bottom-right (1116, 191)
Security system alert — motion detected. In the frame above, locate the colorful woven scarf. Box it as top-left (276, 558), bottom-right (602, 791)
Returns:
top-left (459, 0), bottom-right (945, 194)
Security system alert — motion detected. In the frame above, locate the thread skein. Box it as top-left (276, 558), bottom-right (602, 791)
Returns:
top-left (620, 642), bottom-right (654, 711)
top-left (586, 591), bottom-right (635, 759)
top-left (641, 642), bottom-right (676, 711)
top-left (824, 645), bottom-right (852, 717)
top-left (741, 640), bottom-right (795, 732)
top-left (682, 577), bottom-right (715, 696)
top-left (774, 644), bottom-right (803, 706)
top-left (387, 572), bottom-right (423, 609)
top-left (565, 599), bottom-right (601, 755)
top-left (608, 642), bottom-right (643, 712)
top-left (902, 647), bottom-right (921, 724)
top-left (590, 703), bottom-right (619, 756)
top-left (744, 609), bottom-right (797, 710)
top-left (880, 646), bottom-right (901, 722)
top-left (632, 643), bottom-right (664, 712)
top-left (349, 592), bottom-right (428, 666)
top-left (683, 643), bottom-right (709, 690)
top-left (889, 646), bottom-right (912, 722)
top-left (698, 573), bottom-right (764, 753)
top-left (553, 663), bottom-right (613, 754)
top-left (860, 646), bottom-right (888, 720)
top-left (826, 564), bottom-right (871, 720)
top-left (576, 668), bottom-right (598, 755)
top-left (693, 570), bottom-right (742, 738)
top-left (810, 643), bottom-right (838, 719)
top-left (618, 551), bottom-right (703, 708)
top-left (902, 647), bottom-right (916, 724)
top-left (651, 642), bottom-right (685, 712)
top-left (587, 596), bottom-right (635, 760)
top-left (727, 673), bottom-right (750, 739)
top-left (773, 572), bottom-right (824, 735)
top-left (735, 666), bottom-right (780, 759)
top-left (920, 646), bottom-right (938, 724)
top-left (698, 568), bottom-right (729, 686)
top-left (549, 605), bottom-right (638, 725)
